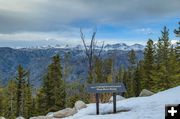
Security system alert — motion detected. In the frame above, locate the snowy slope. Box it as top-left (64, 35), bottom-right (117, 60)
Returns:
top-left (63, 86), bottom-right (180, 119)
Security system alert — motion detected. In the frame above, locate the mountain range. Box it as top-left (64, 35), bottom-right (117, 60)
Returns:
top-left (0, 43), bottom-right (144, 86)
top-left (23, 43), bottom-right (145, 51)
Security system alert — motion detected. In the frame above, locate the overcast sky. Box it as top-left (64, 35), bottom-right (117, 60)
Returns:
top-left (0, 0), bottom-right (179, 47)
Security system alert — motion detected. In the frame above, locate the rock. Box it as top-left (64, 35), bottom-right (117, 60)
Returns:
top-left (109, 95), bottom-right (126, 103)
top-left (139, 89), bottom-right (154, 97)
top-left (53, 108), bottom-right (77, 118)
top-left (16, 117), bottom-right (25, 119)
top-left (30, 116), bottom-right (53, 119)
top-left (74, 100), bottom-right (87, 110)
top-left (0, 117), bottom-right (6, 119)
top-left (46, 112), bottom-right (54, 117)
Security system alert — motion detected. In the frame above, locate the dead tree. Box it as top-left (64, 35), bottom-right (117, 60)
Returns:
top-left (80, 28), bottom-right (104, 83)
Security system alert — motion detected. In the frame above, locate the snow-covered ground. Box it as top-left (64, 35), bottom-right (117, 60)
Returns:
top-left (62, 86), bottom-right (180, 119)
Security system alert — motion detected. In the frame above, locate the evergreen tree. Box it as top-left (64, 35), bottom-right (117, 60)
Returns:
top-left (16, 65), bottom-right (28, 117)
top-left (133, 64), bottom-right (141, 96)
top-left (143, 39), bottom-right (155, 91)
top-left (137, 60), bottom-right (145, 91)
top-left (166, 47), bottom-right (180, 87)
top-left (24, 72), bottom-right (33, 119)
top-left (41, 54), bottom-right (66, 112)
top-left (154, 26), bottom-right (171, 91)
top-left (127, 49), bottom-right (137, 97)
top-left (4, 80), bottom-right (17, 119)
top-left (36, 88), bottom-right (46, 115)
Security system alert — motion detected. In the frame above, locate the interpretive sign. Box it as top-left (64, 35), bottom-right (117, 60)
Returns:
top-left (86, 83), bottom-right (126, 115)
top-left (87, 83), bottom-right (126, 93)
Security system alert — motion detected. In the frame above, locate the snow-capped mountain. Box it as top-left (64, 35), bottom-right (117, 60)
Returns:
top-left (0, 43), bottom-right (145, 86)
top-left (0, 46), bottom-right (144, 86)
top-left (104, 43), bottom-right (145, 51)
top-left (22, 43), bottom-right (145, 51)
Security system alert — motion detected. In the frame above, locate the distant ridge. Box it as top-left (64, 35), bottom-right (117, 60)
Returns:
top-left (13, 43), bottom-right (145, 51)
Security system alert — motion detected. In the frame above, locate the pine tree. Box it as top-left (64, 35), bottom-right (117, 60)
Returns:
top-left (16, 65), bottom-right (30, 117)
top-left (137, 60), bottom-right (145, 92)
top-left (41, 54), bottom-right (66, 113)
top-left (16, 65), bottom-right (27, 117)
top-left (127, 49), bottom-right (137, 97)
top-left (154, 26), bottom-right (172, 91)
top-left (166, 47), bottom-right (180, 87)
top-left (173, 22), bottom-right (180, 85)
top-left (143, 39), bottom-right (155, 91)
top-left (133, 64), bottom-right (141, 97)
top-left (4, 80), bottom-right (17, 119)
top-left (24, 72), bottom-right (33, 119)
top-left (36, 88), bottom-right (46, 115)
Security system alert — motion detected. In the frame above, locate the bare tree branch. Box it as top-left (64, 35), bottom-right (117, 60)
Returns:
top-left (80, 28), bottom-right (104, 83)
top-left (80, 28), bottom-right (89, 58)
top-left (98, 41), bottom-right (105, 57)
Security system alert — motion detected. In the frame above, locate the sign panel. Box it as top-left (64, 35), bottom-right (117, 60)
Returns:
top-left (87, 83), bottom-right (126, 93)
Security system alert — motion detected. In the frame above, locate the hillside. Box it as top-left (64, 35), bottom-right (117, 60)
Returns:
top-left (0, 43), bottom-right (144, 86)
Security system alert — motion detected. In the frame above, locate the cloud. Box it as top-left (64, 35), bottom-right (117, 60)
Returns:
top-left (135, 28), bottom-right (156, 35)
top-left (0, 0), bottom-right (179, 47)
top-left (0, 0), bottom-right (180, 33)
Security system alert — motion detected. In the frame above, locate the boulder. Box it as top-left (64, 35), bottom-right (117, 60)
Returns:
top-left (109, 95), bottom-right (126, 103)
top-left (139, 89), bottom-right (154, 97)
top-left (16, 117), bottom-right (25, 119)
top-left (74, 100), bottom-right (87, 110)
top-left (53, 108), bottom-right (77, 118)
top-left (30, 116), bottom-right (52, 119)
top-left (0, 117), bottom-right (6, 119)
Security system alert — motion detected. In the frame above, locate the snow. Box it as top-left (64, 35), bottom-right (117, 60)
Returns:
top-left (16, 43), bottom-right (145, 51)
top-left (104, 43), bottom-right (145, 51)
top-left (60, 86), bottom-right (180, 119)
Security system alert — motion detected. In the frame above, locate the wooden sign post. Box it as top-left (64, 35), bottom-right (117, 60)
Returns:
top-left (87, 83), bottom-right (126, 115)
top-left (96, 93), bottom-right (99, 115)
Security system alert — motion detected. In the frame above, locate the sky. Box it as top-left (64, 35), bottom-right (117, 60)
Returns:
top-left (0, 0), bottom-right (180, 48)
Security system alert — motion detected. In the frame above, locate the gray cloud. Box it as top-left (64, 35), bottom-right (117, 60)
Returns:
top-left (0, 0), bottom-right (180, 33)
